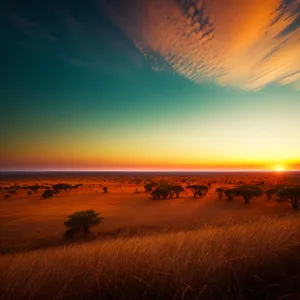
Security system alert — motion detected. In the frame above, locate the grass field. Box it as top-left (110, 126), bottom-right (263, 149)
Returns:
top-left (0, 181), bottom-right (294, 253)
top-left (1, 216), bottom-right (300, 300)
top-left (1, 172), bottom-right (300, 299)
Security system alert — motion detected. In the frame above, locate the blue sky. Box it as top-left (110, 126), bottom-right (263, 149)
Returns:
top-left (0, 0), bottom-right (299, 171)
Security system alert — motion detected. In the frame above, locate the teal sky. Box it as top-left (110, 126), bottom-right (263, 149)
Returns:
top-left (1, 0), bottom-right (299, 171)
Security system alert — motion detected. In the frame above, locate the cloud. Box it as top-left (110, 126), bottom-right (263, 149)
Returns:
top-left (59, 10), bottom-right (142, 79)
top-left (109, 0), bottom-right (300, 90)
top-left (10, 14), bottom-right (58, 41)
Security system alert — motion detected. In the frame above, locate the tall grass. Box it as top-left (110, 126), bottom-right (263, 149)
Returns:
top-left (1, 216), bottom-right (300, 300)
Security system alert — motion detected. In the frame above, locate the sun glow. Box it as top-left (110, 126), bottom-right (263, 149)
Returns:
top-left (275, 165), bottom-right (284, 172)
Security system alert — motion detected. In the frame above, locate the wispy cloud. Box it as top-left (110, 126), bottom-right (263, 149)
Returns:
top-left (109, 0), bottom-right (300, 90)
top-left (59, 10), bottom-right (142, 79)
top-left (10, 14), bottom-right (58, 41)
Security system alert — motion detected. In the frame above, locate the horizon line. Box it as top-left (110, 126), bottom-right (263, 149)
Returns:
top-left (1, 169), bottom-right (299, 173)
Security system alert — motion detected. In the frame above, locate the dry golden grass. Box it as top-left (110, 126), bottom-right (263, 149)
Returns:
top-left (1, 216), bottom-right (300, 300)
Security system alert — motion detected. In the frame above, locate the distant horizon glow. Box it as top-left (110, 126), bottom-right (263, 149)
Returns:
top-left (1, 167), bottom-right (299, 173)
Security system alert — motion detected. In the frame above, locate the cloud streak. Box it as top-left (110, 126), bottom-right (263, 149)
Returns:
top-left (10, 14), bottom-right (58, 42)
top-left (110, 0), bottom-right (300, 90)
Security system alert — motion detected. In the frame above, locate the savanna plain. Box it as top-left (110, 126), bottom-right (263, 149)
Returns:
top-left (1, 171), bottom-right (300, 300)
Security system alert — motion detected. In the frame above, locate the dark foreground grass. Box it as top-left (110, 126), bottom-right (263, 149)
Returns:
top-left (1, 217), bottom-right (300, 300)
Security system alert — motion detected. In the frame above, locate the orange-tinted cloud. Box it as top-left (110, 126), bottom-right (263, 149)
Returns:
top-left (110, 0), bottom-right (300, 90)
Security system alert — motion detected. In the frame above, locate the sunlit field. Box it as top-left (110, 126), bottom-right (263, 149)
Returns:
top-left (0, 171), bottom-right (298, 253)
top-left (1, 217), bottom-right (300, 300)
top-left (1, 171), bottom-right (300, 299)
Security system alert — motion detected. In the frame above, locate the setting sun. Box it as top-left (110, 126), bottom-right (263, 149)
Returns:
top-left (275, 165), bottom-right (284, 172)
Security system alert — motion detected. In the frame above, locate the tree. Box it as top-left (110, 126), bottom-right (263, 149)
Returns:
top-left (277, 186), bottom-right (300, 210)
top-left (216, 187), bottom-right (226, 199)
top-left (73, 184), bottom-right (83, 189)
top-left (64, 210), bottom-right (103, 235)
top-left (233, 185), bottom-right (263, 204)
top-left (151, 185), bottom-right (170, 200)
top-left (53, 183), bottom-right (73, 192)
top-left (187, 185), bottom-right (209, 197)
top-left (224, 188), bottom-right (236, 200)
top-left (42, 189), bottom-right (55, 198)
top-left (171, 185), bottom-right (185, 198)
top-left (144, 182), bottom-right (157, 194)
top-left (265, 188), bottom-right (278, 200)
top-left (103, 187), bottom-right (108, 193)
top-left (31, 185), bottom-right (40, 192)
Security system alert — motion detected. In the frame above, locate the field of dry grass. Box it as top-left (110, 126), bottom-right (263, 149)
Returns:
top-left (1, 216), bottom-right (300, 300)
top-left (1, 172), bottom-right (300, 299)
top-left (0, 180), bottom-right (294, 253)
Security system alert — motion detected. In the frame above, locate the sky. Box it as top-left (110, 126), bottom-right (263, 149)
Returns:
top-left (0, 0), bottom-right (299, 171)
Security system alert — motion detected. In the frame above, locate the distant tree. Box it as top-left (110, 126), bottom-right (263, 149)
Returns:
top-left (151, 185), bottom-right (170, 200)
top-left (277, 186), bottom-right (300, 210)
top-left (103, 187), bottom-right (108, 194)
top-left (53, 183), bottom-right (72, 192)
top-left (216, 187), bottom-right (226, 199)
top-left (74, 184), bottom-right (83, 189)
top-left (42, 189), bottom-right (55, 198)
top-left (265, 188), bottom-right (278, 200)
top-left (64, 210), bottom-right (103, 235)
top-left (27, 191), bottom-right (32, 196)
top-left (224, 188), bottom-right (236, 200)
top-left (144, 182), bottom-right (158, 194)
top-left (233, 185), bottom-right (263, 204)
top-left (171, 185), bottom-right (185, 198)
top-left (31, 185), bottom-right (40, 192)
top-left (187, 185), bottom-right (209, 197)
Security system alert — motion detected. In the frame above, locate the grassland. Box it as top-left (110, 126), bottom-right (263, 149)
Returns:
top-left (1, 216), bottom-right (300, 300)
top-left (1, 172), bottom-right (300, 299)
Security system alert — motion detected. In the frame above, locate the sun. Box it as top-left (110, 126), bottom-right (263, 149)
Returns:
top-left (275, 165), bottom-right (284, 172)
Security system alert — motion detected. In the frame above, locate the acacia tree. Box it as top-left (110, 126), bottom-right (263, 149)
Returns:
top-left (144, 182), bottom-right (158, 194)
top-left (265, 188), bottom-right (278, 200)
top-left (64, 210), bottom-right (103, 235)
top-left (150, 184), bottom-right (185, 199)
top-left (171, 185), bottom-right (185, 198)
top-left (187, 185), bottom-right (209, 197)
top-left (42, 189), bottom-right (55, 198)
top-left (277, 186), bottom-right (300, 210)
top-left (216, 187), bottom-right (226, 199)
top-left (233, 185), bottom-right (263, 204)
top-left (53, 183), bottom-right (72, 192)
top-left (224, 188), bottom-right (236, 200)
top-left (151, 186), bottom-right (170, 200)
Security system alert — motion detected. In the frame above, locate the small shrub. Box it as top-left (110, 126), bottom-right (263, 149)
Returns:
top-left (42, 189), bottom-right (55, 198)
